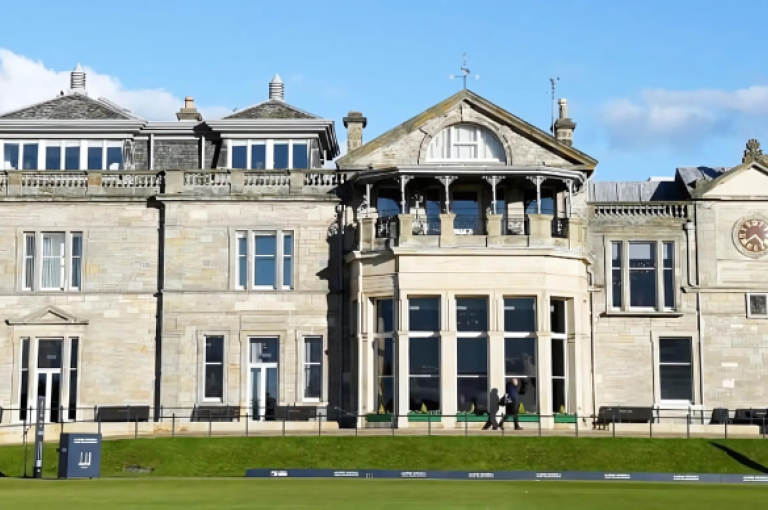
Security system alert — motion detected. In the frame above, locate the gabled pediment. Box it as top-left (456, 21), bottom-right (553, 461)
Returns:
top-left (224, 99), bottom-right (318, 120)
top-left (0, 93), bottom-right (136, 120)
top-left (694, 140), bottom-right (768, 199)
top-left (336, 89), bottom-right (598, 171)
top-left (6, 306), bottom-right (89, 326)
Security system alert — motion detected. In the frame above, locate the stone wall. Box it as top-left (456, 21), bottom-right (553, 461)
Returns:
top-left (154, 139), bottom-right (200, 170)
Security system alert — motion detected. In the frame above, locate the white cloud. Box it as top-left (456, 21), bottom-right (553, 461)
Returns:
top-left (600, 86), bottom-right (768, 150)
top-left (0, 49), bottom-right (229, 120)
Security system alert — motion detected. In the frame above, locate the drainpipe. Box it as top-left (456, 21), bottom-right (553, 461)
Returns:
top-left (587, 268), bottom-right (597, 419)
top-left (692, 206), bottom-right (705, 410)
top-left (335, 203), bottom-right (346, 416)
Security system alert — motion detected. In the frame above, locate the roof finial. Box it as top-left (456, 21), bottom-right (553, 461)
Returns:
top-left (449, 53), bottom-right (479, 90)
top-left (269, 74), bottom-right (284, 101)
top-left (71, 64), bottom-right (86, 93)
top-left (743, 138), bottom-right (763, 163)
top-left (549, 77), bottom-right (560, 134)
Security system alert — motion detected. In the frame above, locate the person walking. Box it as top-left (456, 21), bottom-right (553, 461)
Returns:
top-left (482, 388), bottom-right (501, 430)
top-left (501, 378), bottom-right (523, 431)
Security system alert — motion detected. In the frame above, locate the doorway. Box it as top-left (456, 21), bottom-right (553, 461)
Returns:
top-left (36, 339), bottom-right (63, 423)
top-left (248, 337), bottom-right (279, 421)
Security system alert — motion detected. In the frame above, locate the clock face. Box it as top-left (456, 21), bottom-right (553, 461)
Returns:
top-left (738, 219), bottom-right (768, 254)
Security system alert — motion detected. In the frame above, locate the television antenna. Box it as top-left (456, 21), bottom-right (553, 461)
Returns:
top-left (449, 53), bottom-right (479, 89)
top-left (549, 76), bottom-right (559, 134)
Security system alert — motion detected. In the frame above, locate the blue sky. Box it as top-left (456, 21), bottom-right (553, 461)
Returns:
top-left (1, 0), bottom-right (767, 180)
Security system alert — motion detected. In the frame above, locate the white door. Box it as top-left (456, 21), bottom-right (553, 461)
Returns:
top-left (36, 339), bottom-right (63, 423)
top-left (248, 337), bottom-right (279, 421)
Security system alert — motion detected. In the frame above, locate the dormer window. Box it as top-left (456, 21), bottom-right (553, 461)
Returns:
top-left (1, 140), bottom-right (124, 170)
top-left (229, 139), bottom-right (312, 170)
top-left (426, 124), bottom-right (505, 163)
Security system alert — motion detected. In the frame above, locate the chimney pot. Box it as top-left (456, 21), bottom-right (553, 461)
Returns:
top-left (70, 64), bottom-right (86, 93)
top-left (343, 111), bottom-right (367, 152)
top-left (269, 74), bottom-right (285, 101)
top-left (176, 95), bottom-right (202, 121)
top-left (554, 98), bottom-right (576, 147)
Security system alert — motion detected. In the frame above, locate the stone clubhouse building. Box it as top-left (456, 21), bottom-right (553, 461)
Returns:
top-left (0, 66), bottom-right (766, 431)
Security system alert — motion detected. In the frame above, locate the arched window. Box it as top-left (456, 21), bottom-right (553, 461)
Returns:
top-left (426, 124), bottom-right (506, 163)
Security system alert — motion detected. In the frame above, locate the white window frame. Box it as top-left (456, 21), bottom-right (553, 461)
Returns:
top-left (746, 293), bottom-right (768, 319)
top-left (373, 298), bottom-right (396, 414)
top-left (550, 299), bottom-right (568, 414)
top-left (425, 124), bottom-right (506, 164)
top-left (226, 139), bottom-right (309, 170)
top-left (235, 231), bottom-right (248, 290)
top-left (302, 336), bottom-right (323, 402)
top-left (1, 139), bottom-right (126, 170)
top-left (607, 240), bottom-right (677, 313)
top-left (233, 229), bottom-right (294, 291)
top-left (40, 232), bottom-right (66, 291)
top-left (202, 335), bottom-right (225, 403)
top-left (23, 231), bottom-right (83, 292)
top-left (503, 297), bottom-right (538, 412)
top-left (455, 297), bottom-right (489, 414)
top-left (407, 296), bottom-right (441, 413)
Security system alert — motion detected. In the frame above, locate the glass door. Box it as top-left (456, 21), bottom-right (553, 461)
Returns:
top-left (249, 338), bottom-right (279, 421)
top-left (36, 339), bottom-right (63, 423)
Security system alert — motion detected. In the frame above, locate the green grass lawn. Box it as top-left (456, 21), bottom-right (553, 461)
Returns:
top-left (0, 478), bottom-right (766, 509)
top-left (1, 436), bottom-right (768, 478)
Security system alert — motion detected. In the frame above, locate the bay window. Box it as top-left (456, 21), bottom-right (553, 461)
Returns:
top-left (550, 299), bottom-right (567, 414)
top-left (408, 297), bottom-right (440, 413)
top-left (456, 298), bottom-right (488, 415)
top-left (504, 297), bottom-right (537, 414)
top-left (374, 299), bottom-right (395, 414)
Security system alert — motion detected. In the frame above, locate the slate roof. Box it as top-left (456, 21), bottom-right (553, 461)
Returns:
top-left (223, 99), bottom-right (318, 120)
top-left (588, 180), bottom-right (687, 202)
top-left (0, 93), bottom-right (138, 120)
top-left (676, 166), bottom-right (729, 192)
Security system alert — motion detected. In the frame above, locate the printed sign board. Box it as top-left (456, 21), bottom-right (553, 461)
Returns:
top-left (58, 433), bottom-right (102, 479)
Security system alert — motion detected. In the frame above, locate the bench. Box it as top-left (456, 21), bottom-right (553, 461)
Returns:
top-left (96, 406), bottom-right (150, 423)
top-left (191, 405), bottom-right (241, 422)
top-left (732, 409), bottom-right (768, 427)
top-left (275, 406), bottom-right (317, 422)
top-left (595, 406), bottom-right (653, 429)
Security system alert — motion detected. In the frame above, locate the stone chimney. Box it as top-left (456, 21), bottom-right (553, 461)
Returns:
top-left (343, 111), bottom-right (367, 152)
top-left (554, 98), bottom-right (576, 146)
top-left (269, 74), bottom-right (284, 101)
top-left (71, 64), bottom-right (86, 93)
top-left (176, 96), bottom-right (203, 121)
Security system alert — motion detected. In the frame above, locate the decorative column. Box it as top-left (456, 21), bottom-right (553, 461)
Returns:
top-left (440, 331), bottom-right (458, 428)
top-left (396, 295), bottom-right (410, 428)
top-left (536, 293), bottom-right (553, 429)
top-left (566, 179), bottom-right (574, 218)
top-left (438, 175), bottom-right (457, 213)
top-left (527, 176), bottom-right (544, 214)
top-left (365, 183), bottom-right (372, 216)
top-left (484, 176), bottom-right (500, 214)
top-left (399, 176), bottom-right (411, 214)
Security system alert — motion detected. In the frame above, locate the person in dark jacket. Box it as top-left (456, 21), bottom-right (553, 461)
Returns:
top-left (501, 378), bottom-right (523, 430)
top-left (482, 388), bottom-right (501, 430)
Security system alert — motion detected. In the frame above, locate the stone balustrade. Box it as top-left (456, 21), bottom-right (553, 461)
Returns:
top-left (0, 169), bottom-right (348, 198)
top-left (590, 202), bottom-right (690, 219)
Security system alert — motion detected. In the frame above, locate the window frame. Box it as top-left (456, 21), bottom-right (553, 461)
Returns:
top-left (1, 139), bottom-right (125, 170)
top-left (302, 336), bottom-right (324, 402)
top-left (373, 298), bottom-right (396, 414)
top-left (425, 124), bottom-right (506, 164)
top-left (455, 297), bottom-right (489, 415)
top-left (233, 229), bottom-right (294, 291)
top-left (746, 293), bottom-right (768, 319)
top-left (550, 298), bottom-right (568, 414)
top-left (654, 336), bottom-right (696, 406)
top-left (607, 240), bottom-right (678, 313)
top-left (407, 296), bottom-right (441, 413)
top-left (22, 231), bottom-right (83, 292)
top-left (202, 335), bottom-right (225, 403)
top-left (226, 139), bottom-right (311, 170)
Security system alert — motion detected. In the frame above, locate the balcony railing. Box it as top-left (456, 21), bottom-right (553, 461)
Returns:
top-left (376, 215), bottom-right (398, 239)
top-left (413, 216), bottom-right (441, 235)
top-left (454, 215), bottom-right (483, 235)
top-left (552, 217), bottom-right (569, 238)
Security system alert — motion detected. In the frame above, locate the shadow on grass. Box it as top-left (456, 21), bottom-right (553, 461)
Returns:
top-left (710, 442), bottom-right (768, 474)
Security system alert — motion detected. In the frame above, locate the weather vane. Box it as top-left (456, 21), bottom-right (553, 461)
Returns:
top-left (449, 53), bottom-right (479, 89)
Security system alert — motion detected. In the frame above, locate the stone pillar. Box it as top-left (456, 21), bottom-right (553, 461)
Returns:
top-left (395, 331), bottom-right (409, 428)
top-left (439, 213), bottom-right (456, 247)
top-left (397, 214), bottom-right (413, 245)
top-left (163, 169), bottom-right (184, 194)
top-left (289, 170), bottom-right (304, 193)
top-left (86, 171), bottom-right (102, 195)
top-left (359, 215), bottom-right (376, 251)
top-left (567, 216), bottom-right (584, 249)
top-left (440, 331), bottom-right (457, 427)
top-left (486, 213), bottom-right (502, 237)
top-left (6, 171), bottom-right (21, 196)
top-left (527, 213), bottom-right (553, 244)
top-left (230, 169), bottom-right (244, 194)
top-left (343, 112), bottom-right (367, 152)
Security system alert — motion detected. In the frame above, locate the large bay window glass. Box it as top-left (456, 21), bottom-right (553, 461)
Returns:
top-left (456, 298), bottom-right (488, 415)
top-left (658, 338), bottom-right (693, 403)
top-left (374, 299), bottom-right (395, 414)
top-left (550, 299), bottom-right (567, 414)
top-left (504, 297), bottom-right (537, 414)
top-left (408, 297), bottom-right (440, 413)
